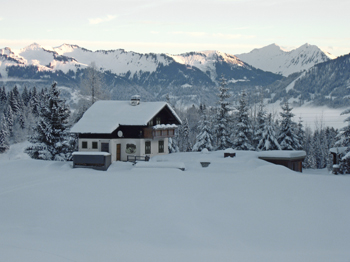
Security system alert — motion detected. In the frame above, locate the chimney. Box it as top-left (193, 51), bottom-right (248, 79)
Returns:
top-left (130, 95), bottom-right (141, 106)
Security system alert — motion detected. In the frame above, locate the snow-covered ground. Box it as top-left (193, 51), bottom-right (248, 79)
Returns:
top-left (1, 143), bottom-right (350, 262)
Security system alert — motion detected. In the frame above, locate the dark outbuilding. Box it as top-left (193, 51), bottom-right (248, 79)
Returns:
top-left (258, 151), bottom-right (306, 172)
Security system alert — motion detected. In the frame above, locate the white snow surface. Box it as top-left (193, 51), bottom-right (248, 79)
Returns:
top-left (53, 44), bottom-right (171, 77)
top-left (0, 44), bottom-right (249, 81)
top-left (72, 151), bottom-right (111, 156)
top-left (0, 43), bottom-right (172, 78)
top-left (258, 150), bottom-right (306, 159)
top-left (70, 100), bottom-right (181, 134)
top-left (168, 50), bottom-right (245, 82)
top-left (236, 43), bottom-right (336, 76)
top-left (1, 143), bottom-right (350, 262)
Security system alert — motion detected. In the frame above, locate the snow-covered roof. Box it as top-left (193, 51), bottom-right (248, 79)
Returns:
top-left (329, 147), bottom-right (347, 154)
top-left (72, 151), bottom-right (111, 156)
top-left (70, 100), bottom-right (181, 134)
top-left (258, 150), bottom-right (306, 160)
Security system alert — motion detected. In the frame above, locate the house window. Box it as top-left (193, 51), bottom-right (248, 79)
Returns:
top-left (156, 117), bottom-right (161, 125)
top-left (82, 141), bottom-right (88, 149)
top-left (145, 141), bottom-right (151, 154)
top-left (148, 120), bottom-right (153, 126)
top-left (92, 141), bottom-right (98, 149)
top-left (158, 140), bottom-right (164, 153)
top-left (101, 142), bottom-right (109, 153)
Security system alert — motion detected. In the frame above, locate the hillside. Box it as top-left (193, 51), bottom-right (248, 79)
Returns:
top-left (267, 53), bottom-right (350, 108)
top-left (1, 143), bottom-right (350, 262)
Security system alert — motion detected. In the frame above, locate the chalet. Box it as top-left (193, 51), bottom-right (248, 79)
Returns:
top-left (70, 96), bottom-right (181, 168)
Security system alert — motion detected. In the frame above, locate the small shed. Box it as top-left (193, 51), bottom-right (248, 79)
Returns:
top-left (72, 152), bottom-right (112, 171)
top-left (258, 150), bottom-right (306, 172)
top-left (329, 147), bottom-right (347, 165)
top-left (329, 147), bottom-right (347, 174)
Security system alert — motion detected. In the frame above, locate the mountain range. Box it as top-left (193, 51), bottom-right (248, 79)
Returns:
top-left (0, 43), bottom-right (348, 108)
top-left (236, 43), bottom-right (336, 77)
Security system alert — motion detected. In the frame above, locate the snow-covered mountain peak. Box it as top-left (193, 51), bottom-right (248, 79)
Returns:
top-left (236, 43), bottom-right (336, 76)
top-left (21, 43), bottom-right (44, 52)
top-left (261, 43), bottom-right (287, 53)
top-left (54, 43), bottom-right (82, 55)
top-left (168, 50), bottom-right (245, 82)
top-left (0, 47), bottom-right (13, 56)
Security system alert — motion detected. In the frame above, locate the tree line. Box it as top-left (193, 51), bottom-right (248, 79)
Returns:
top-left (170, 75), bottom-right (341, 171)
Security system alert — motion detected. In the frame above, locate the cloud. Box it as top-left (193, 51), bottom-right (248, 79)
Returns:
top-left (0, 17), bottom-right (3, 21)
top-left (89, 15), bottom-right (117, 25)
top-left (170, 31), bottom-right (208, 37)
top-left (213, 33), bottom-right (255, 39)
top-left (170, 31), bottom-right (255, 39)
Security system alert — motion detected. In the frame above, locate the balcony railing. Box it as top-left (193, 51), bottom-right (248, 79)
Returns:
top-left (143, 124), bottom-right (177, 139)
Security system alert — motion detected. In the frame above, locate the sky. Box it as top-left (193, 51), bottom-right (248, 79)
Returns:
top-left (0, 0), bottom-right (349, 56)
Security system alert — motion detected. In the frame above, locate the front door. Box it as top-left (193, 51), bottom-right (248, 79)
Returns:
top-left (116, 144), bottom-right (121, 161)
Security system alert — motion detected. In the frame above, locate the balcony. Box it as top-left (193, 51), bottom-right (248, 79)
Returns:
top-left (143, 124), bottom-right (177, 139)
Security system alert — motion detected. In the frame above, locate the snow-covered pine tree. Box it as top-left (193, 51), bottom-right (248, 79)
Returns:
top-left (29, 87), bottom-right (40, 117)
top-left (277, 102), bottom-right (300, 150)
top-left (0, 86), bottom-right (7, 112)
top-left (232, 90), bottom-right (254, 150)
top-left (182, 118), bottom-right (192, 152)
top-left (295, 117), bottom-right (305, 150)
top-left (215, 75), bottom-right (233, 150)
top-left (4, 105), bottom-right (14, 136)
top-left (257, 113), bottom-right (281, 151)
top-left (335, 108), bottom-right (350, 173)
top-left (253, 99), bottom-right (266, 149)
top-left (25, 82), bottom-right (74, 161)
top-left (192, 106), bottom-right (214, 151)
top-left (0, 113), bottom-right (10, 153)
top-left (8, 90), bottom-right (20, 116)
top-left (305, 133), bottom-right (317, 169)
top-left (21, 86), bottom-right (30, 107)
top-left (168, 136), bottom-right (179, 153)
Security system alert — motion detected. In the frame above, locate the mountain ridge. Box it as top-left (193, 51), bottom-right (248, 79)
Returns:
top-left (236, 43), bottom-right (336, 76)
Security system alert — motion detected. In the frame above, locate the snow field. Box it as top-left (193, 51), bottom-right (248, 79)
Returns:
top-left (1, 144), bottom-right (350, 262)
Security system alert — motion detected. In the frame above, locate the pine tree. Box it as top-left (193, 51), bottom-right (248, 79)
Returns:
top-left (215, 74), bottom-right (233, 150)
top-left (182, 118), bottom-right (192, 152)
top-left (232, 90), bottom-right (254, 150)
top-left (0, 86), bottom-right (7, 112)
top-left (192, 106), bottom-right (214, 152)
top-left (295, 117), bottom-right (305, 150)
top-left (253, 99), bottom-right (266, 149)
top-left (277, 102), bottom-right (300, 150)
top-left (21, 86), bottom-right (30, 106)
top-left (257, 113), bottom-right (281, 151)
top-left (8, 90), bottom-right (20, 116)
top-left (168, 136), bottom-right (179, 153)
top-left (29, 87), bottom-right (40, 117)
top-left (336, 108), bottom-right (350, 173)
top-left (0, 113), bottom-right (10, 153)
top-left (4, 105), bottom-right (14, 136)
top-left (25, 83), bottom-right (74, 161)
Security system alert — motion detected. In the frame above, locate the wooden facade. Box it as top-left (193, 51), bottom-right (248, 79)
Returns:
top-left (258, 151), bottom-right (306, 172)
